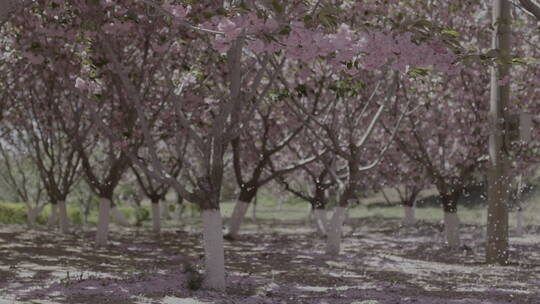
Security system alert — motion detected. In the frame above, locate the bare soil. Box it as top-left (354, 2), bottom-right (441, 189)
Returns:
top-left (1, 217), bottom-right (539, 304)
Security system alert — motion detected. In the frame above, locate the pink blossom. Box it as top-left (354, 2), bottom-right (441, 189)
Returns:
top-left (22, 52), bottom-right (44, 65)
top-left (163, 4), bottom-right (190, 19)
top-left (247, 40), bottom-right (266, 54)
top-left (218, 19), bottom-right (241, 41)
top-left (264, 18), bottom-right (279, 32)
top-left (151, 41), bottom-right (169, 53)
top-left (74, 77), bottom-right (88, 90)
top-left (211, 37), bottom-right (230, 53)
top-left (113, 141), bottom-right (129, 147)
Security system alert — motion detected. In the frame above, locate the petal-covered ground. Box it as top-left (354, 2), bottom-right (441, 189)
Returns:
top-left (0, 217), bottom-right (539, 304)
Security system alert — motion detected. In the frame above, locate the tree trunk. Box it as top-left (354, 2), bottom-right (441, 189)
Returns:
top-left (227, 199), bottom-right (250, 239)
top-left (403, 206), bottom-right (416, 226)
top-left (27, 207), bottom-right (40, 228)
top-left (160, 200), bottom-right (170, 220)
top-left (173, 202), bottom-right (183, 221)
top-left (251, 198), bottom-right (257, 224)
top-left (58, 200), bottom-right (70, 234)
top-left (82, 199), bottom-right (91, 225)
top-left (516, 207), bottom-right (524, 236)
top-left (444, 212), bottom-right (460, 248)
top-left (151, 200), bottom-right (161, 234)
top-left (111, 205), bottom-right (130, 226)
top-left (440, 190), bottom-right (461, 248)
top-left (201, 209), bottom-right (226, 291)
top-left (95, 198), bottom-right (111, 246)
top-left (486, 0), bottom-right (511, 265)
top-left (47, 203), bottom-right (58, 229)
top-left (402, 193), bottom-right (417, 226)
top-left (314, 208), bottom-right (328, 236)
top-left (326, 207), bottom-right (348, 255)
top-left (277, 197), bottom-right (283, 210)
top-left (305, 204), bottom-right (314, 226)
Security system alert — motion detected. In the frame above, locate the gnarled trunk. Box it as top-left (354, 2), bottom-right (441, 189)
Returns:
top-left (326, 207), bottom-right (348, 255)
top-left (201, 209), bottom-right (226, 291)
top-left (58, 200), bottom-right (70, 234)
top-left (95, 198), bottom-right (111, 246)
top-left (151, 200), bottom-right (161, 234)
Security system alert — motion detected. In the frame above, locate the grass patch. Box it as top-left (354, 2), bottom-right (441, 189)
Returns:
top-left (0, 202), bottom-right (27, 224)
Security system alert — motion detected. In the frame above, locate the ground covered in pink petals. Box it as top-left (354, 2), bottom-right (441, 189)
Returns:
top-left (1, 218), bottom-right (539, 304)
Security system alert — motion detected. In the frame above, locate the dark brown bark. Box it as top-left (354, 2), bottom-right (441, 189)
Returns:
top-left (238, 186), bottom-right (257, 204)
top-left (440, 189), bottom-right (461, 214)
top-left (519, 0), bottom-right (540, 20)
top-left (311, 183), bottom-right (327, 209)
top-left (401, 188), bottom-right (421, 208)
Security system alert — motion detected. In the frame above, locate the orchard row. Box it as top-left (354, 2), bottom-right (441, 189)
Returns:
top-left (0, 0), bottom-right (538, 291)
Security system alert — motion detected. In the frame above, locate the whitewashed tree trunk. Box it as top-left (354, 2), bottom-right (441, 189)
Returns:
top-left (227, 200), bottom-right (250, 239)
top-left (516, 208), bottom-right (524, 236)
top-left (403, 206), bottom-right (416, 226)
top-left (58, 200), bottom-right (70, 234)
top-left (95, 198), bottom-right (111, 246)
top-left (47, 203), bottom-right (58, 229)
top-left (326, 207), bottom-right (348, 255)
top-left (314, 208), bottom-right (328, 236)
top-left (27, 208), bottom-right (40, 227)
top-left (444, 212), bottom-right (460, 248)
top-left (202, 209), bottom-right (226, 291)
top-left (251, 200), bottom-right (257, 224)
top-left (305, 204), bottom-right (314, 226)
top-left (111, 205), bottom-right (130, 226)
top-left (152, 201), bottom-right (161, 234)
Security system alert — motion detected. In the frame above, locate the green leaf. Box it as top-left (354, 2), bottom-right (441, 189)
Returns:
top-left (441, 29), bottom-right (459, 37)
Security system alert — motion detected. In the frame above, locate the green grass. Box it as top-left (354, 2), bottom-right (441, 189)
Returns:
top-left (0, 202), bottom-right (27, 224)
top-left (0, 202), bottom-right (142, 226)
top-left (1, 186), bottom-right (538, 229)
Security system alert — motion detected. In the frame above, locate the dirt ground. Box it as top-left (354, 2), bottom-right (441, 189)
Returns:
top-left (1, 217), bottom-right (539, 304)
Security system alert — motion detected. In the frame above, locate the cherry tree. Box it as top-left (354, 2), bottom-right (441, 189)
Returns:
top-left (504, 7), bottom-right (540, 237)
top-left (90, 0), bottom-right (287, 290)
top-left (378, 149), bottom-right (428, 226)
top-left (226, 94), bottom-right (319, 240)
top-left (278, 154), bottom-right (337, 236)
top-left (518, 0), bottom-right (540, 20)
top-left (132, 160), bottom-right (181, 234)
top-left (281, 60), bottom-right (410, 255)
top-left (381, 67), bottom-right (491, 248)
top-left (0, 141), bottom-right (46, 227)
top-left (2, 64), bottom-right (84, 233)
top-left (0, 0), bottom-right (468, 291)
